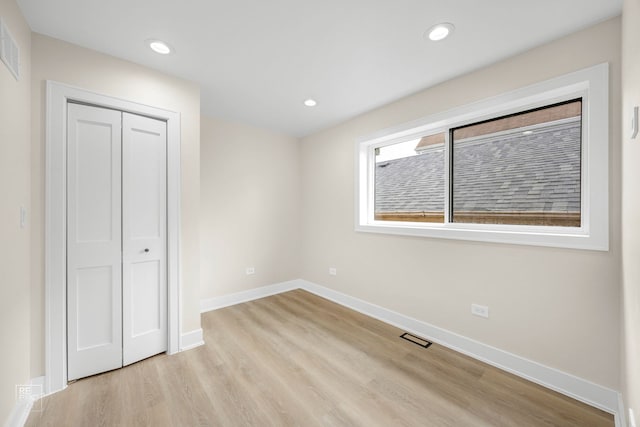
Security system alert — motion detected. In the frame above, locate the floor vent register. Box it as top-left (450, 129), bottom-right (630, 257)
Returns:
top-left (400, 332), bottom-right (432, 349)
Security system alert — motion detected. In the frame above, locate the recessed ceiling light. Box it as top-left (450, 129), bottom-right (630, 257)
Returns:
top-left (522, 130), bottom-right (534, 136)
top-left (304, 99), bottom-right (317, 107)
top-left (426, 23), bottom-right (455, 41)
top-left (148, 39), bottom-right (172, 55)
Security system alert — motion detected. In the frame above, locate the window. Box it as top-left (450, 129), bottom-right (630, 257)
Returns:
top-left (356, 63), bottom-right (609, 250)
top-left (375, 133), bottom-right (445, 223)
top-left (451, 99), bottom-right (582, 227)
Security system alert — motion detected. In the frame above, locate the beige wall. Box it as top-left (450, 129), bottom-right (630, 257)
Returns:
top-left (622, 0), bottom-right (640, 423)
top-left (299, 17), bottom-right (622, 389)
top-left (30, 34), bottom-right (201, 376)
top-left (0, 0), bottom-right (31, 422)
top-left (200, 117), bottom-right (300, 299)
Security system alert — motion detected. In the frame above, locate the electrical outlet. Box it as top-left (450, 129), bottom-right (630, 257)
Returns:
top-left (630, 408), bottom-right (637, 427)
top-left (471, 303), bottom-right (489, 318)
top-left (329, 267), bottom-right (337, 276)
top-left (245, 267), bottom-right (255, 275)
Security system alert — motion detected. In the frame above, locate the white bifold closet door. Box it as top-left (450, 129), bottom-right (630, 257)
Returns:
top-left (67, 103), bottom-right (167, 381)
top-left (121, 112), bottom-right (167, 366)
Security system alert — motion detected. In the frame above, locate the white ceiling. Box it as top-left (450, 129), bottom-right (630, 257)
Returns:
top-left (17, 0), bottom-right (621, 136)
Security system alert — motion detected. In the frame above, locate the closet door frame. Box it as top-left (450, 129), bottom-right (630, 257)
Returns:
top-left (45, 81), bottom-right (182, 395)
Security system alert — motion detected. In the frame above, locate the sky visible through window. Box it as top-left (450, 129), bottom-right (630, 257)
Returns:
top-left (376, 139), bottom-right (422, 162)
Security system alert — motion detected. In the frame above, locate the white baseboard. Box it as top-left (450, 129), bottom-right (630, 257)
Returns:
top-left (180, 328), bottom-right (204, 351)
top-left (4, 377), bottom-right (46, 427)
top-left (200, 280), bottom-right (300, 313)
top-left (616, 393), bottom-right (627, 427)
top-left (4, 398), bottom-right (33, 427)
top-left (297, 280), bottom-right (619, 416)
top-left (200, 279), bottom-right (620, 417)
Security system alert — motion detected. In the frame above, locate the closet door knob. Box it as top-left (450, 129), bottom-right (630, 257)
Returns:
top-left (144, 248), bottom-right (150, 253)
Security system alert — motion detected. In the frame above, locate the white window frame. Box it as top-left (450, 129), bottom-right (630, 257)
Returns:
top-left (355, 63), bottom-right (609, 251)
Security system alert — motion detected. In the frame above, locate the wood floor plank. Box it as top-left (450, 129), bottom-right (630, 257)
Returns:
top-left (26, 289), bottom-right (614, 427)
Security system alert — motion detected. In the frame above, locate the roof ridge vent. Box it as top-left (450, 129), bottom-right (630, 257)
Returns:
top-left (0, 18), bottom-right (20, 80)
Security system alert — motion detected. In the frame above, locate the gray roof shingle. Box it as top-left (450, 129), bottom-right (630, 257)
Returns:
top-left (374, 120), bottom-right (581, 213)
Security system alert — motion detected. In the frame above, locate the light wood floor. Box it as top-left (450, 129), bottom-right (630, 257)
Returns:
top-left (26, 290), bottom-right (613, 426)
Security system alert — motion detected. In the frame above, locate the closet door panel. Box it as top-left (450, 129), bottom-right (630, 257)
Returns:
top-left (67, 103), bottom-right (123, 381)
top-left (122, 112), bottom-right (168, 366)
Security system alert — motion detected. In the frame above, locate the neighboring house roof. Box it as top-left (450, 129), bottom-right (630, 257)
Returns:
top-left (375, 119), bottom-right (581, 213)
top-left (375, 147), bottom-right (445, 213)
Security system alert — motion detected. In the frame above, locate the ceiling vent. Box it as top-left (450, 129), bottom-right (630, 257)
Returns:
top-left (0, 18), bottom-right (20, 80)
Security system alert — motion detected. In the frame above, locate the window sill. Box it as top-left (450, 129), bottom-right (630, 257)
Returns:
top-left (355, 221), bottom-right (608, 251)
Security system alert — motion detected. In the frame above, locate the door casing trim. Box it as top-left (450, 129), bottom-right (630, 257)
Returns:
top-left (45, 80), bottom-right (182, 394)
